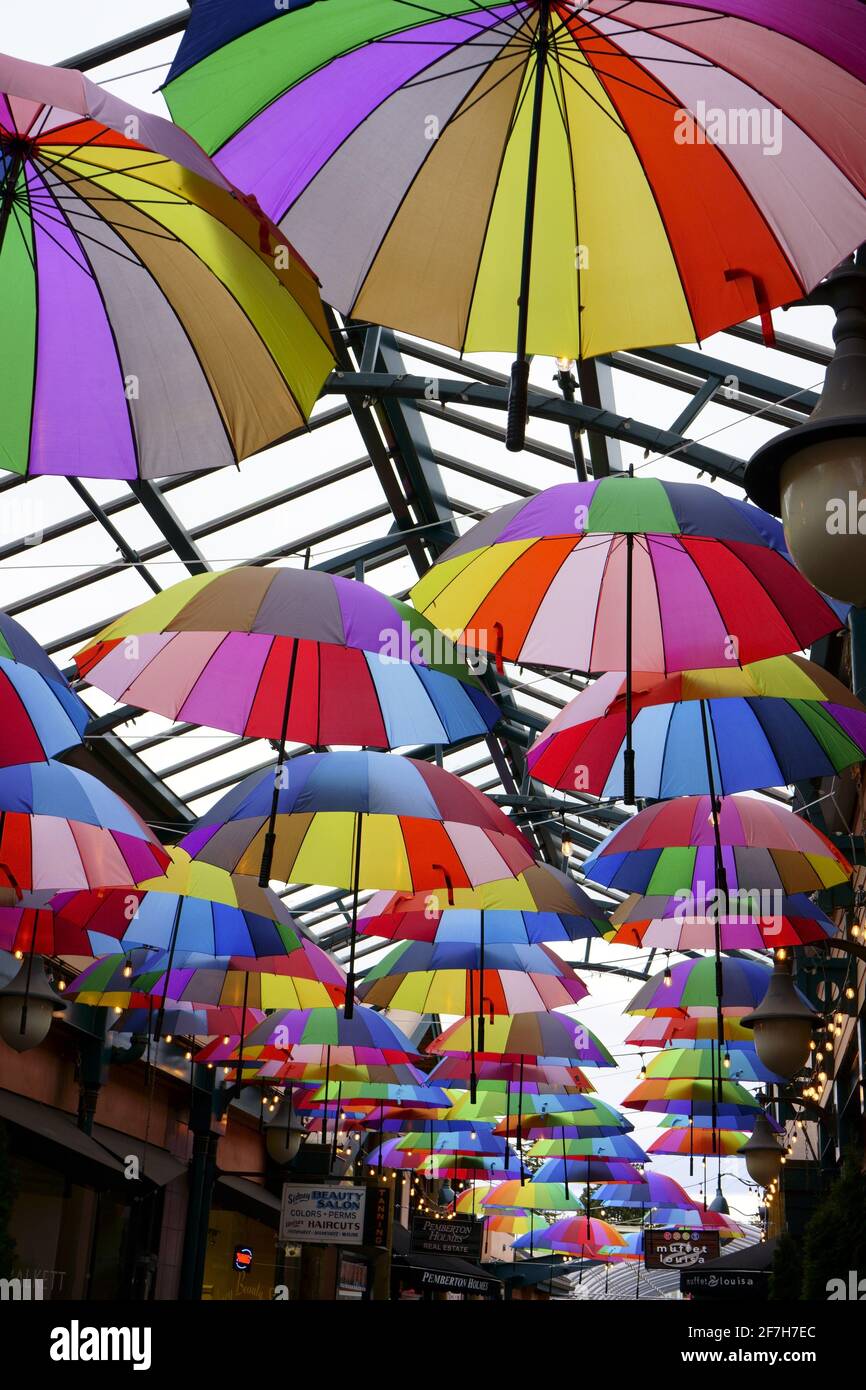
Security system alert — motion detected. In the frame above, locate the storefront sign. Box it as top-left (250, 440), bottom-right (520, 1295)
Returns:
top-left (279, 1184), bottom-right (368, 1246)
top-left (418, 1269), bottom-right (499, 1297)
top-left (644, 1228), bottom-right (720, 1269)
top-left (410, 1216), bottom-right (483, 1260)
top-left (363, 1183), bottom-right (391, 1249)
top-left (681, 1269), bottom-right (769, 1299)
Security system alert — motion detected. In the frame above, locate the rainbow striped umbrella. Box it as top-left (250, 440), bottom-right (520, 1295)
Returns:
top-left (626, 957), bottom-right (772, 1018)
top-left (527, 1135), bottom-right (647, 1162)
top-left (396, 1130), bottom-right (509, 1157)
top-left (528, 655), bottom-right (866, 800)
top-left (532, 1157), bottom-right (643, 1185)
top-left (428, 1011), bottom-right (615, 1067)
top-left (0, 761), bottom-right (169, 893)
top-left (623, 1077), bottom-right (765, 1120)
top-left (624, 1015), bottom-right (756, 1047)
top-left (0, 612), bottom-right (88, 766)
top-left (583, 794), bottom-right (851, 898)
top-left (647, 1128), bottom-right (747, 1158)
top-left (183, 749), bottom-right (533, 1015)
top-left (412, 479), bottom-right (848, 801)
top-left (165, 1), bottom-right (866, 450)
top-left (512, 1216), bottom-right (625, 1253)
top-left (109, 1004), bottom-right (266, 1040)
top-left (356, 941), bottom-right (588, 1014)
top-left (75, 567), bottom-right (498, 748)
top-left (201, 1003), bottom-right (420, 1061)
top-left (592, 1173), bottom-right (699, 1211)
top-left (427, 1057), bottom-right (591, 1092)
top-left (646, 1046), bottom-right (782, 1086)
top-left (0, 52), bottom-right (332, 481)
top-left (608, 890), bottom-right (837, 951)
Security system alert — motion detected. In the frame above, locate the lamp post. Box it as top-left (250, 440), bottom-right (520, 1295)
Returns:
top-left (744, 252), bottom-right (866, 605)
top-left (740, 952), bottom-right (820, 1078)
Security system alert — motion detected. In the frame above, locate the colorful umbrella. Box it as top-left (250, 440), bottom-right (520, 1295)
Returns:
top-left (609, 890), bottom-right (837, 951)
top-left (527, 1135), bottom-right (647, 1162)
top-left (165, 0), bottom-right (866, 450)
top-left (484, 1213), bottom-right (550, 1239)
top-left (627, 957), bottom-right (772, 1019)
top-left (509, 1216), bottom-right (625, 1250)
top-left (108, 1003), bottom-right (266, 1039)
top-left (427, 1057), bottom-right (592, 1092)
top-left (624, 1015), bottom-right (756, 1048)
top-left (592, 1173), bottom-right (699, 1212)
top-left (356, 941), bottom-right (589, 1014)
top-left (358, 865), bottom-right (606, 944)
top-left (52, 847), bottom-right (299, 959)
top-left (647, 1128), bottom-right (748, 1158)
top-left (622, 1077), bottom-right (765, 1119)
top-left (483, 1181), bottom-right (587, 1213)
top-left (182, 748), bottom-right (534, 1013)
top-left (645, 1046), bottom-right (782, 1086)
top-left (532, 1158), bottom-right (643, 1185)
top-left (74, 567), bottom-right (498, 748)
top-left (396, 1131), bottom-right (509, 1158)
top-left (210, 1003), bottom-right (420, 1060)
top-left (528, 655), bottom-right (866, 799)
top-left (0, 51), bottom-right (333, 480)
top-left (418, 1155), bottom-right (522, 1180)
top-left (67, 945), bottom-right (347, 1011)
top-left (0, 612), bottom-right (88, 766)
top-left (411, 478), bottom-right (848, 801)
top-left (583, 795), bottom-right (851, 898)
top-left (428, 1011), bottom-right (615, 1067)
top-left (0, 760), bottom-right (169, 893)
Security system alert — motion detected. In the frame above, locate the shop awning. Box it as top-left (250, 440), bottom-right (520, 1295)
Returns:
top-left (391, 1222), bottom-right (502, 1298)
top-left (217, 1174), bottom-right (282, 1222)
top-left (91, 1124), bottom-right (187, 1187)
top-left (0, 1087), bottom-right (124, 1175)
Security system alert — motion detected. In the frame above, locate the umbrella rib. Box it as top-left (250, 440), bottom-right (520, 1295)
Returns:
top-left (547, 24), bottom-right (584, 358)
top-left (391, 0), bottom-right (528, 42)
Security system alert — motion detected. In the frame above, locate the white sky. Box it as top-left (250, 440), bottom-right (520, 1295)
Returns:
top-left (3, 2), bottom-right (838, 1228)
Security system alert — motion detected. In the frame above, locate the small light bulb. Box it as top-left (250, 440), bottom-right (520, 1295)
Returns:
top-left (165, 1033), bottom-right (172, 1044)
top-left (13, 950), bottom-right (23, 961)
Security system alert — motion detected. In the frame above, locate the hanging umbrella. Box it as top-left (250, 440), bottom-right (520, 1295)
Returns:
top-left (527, 1135), bottom-right (647, 1162)
top-left (428, 1010), bottom-right (615, 1067)
top-left (482, 1181), bottom-right (587, 1213)
top-left (645, 1046), bottom-right (782, 1086)
top-left (0, 611), bottom-right (88, 766)
top-left (427, 1057), bottom-right (592, 1092)
top-left (0, 51), bottom-right (333, 480)
top-left (67, 945), bottom-right (347, 1011)
top-left (108, 1003), bottom-right (266, 1039)
top-left (396, 1130), bottom-right (510, 1158)
top-left (52, 847), bottom-right (300, 959)
top-left (527, 655), bottom-right (866, 799)
top-left (164, 0), bottom-right (866, 451)
top-left (624, 1015), bottom-right (756, 1048)
top-left (356, 941), bottom-right (588, 1013)
top-left (484, 1213), bottom-right (550, 1239)
top-left (622, 1077), bottom-right (765, 1119)
top-left (411, 479), bottom-right (848, 803)
top-left (509, 1215), bottom-right (625, 1251)
top-left (206, 1003), bottom-right (420, 1061)
top-left (583, 794), bottom-right (851, 897)
top-left (609, 890), bottom-right (837, 950)
top-left (358, 866), bottom-right (607, 944)
top-left (0, 760), bottom-right (169, 893)
top-left (182, 748), bottom-right (534, 1014)
top-left (592, 1173), bottom-right (700, 1212)
top-left (532, 1157), bottom-right (643, 1185)
top-left (74, 567), bottom-right (498, 751)
top-left (647, 1129), bottom-right (748, 1158)
top-left (418, 1155), bottom-right (523, 1180)
top-left (626, 958), bottom-right (772, 1019)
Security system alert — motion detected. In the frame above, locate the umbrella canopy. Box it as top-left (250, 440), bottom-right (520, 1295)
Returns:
top-left (301, 1080), bottom-right (449, 1107)
top-left (108, 1004), bottom-right (266, 1039)
top-left (358, 864), bottom-right (606, 944)
top-left (356, 941), bottom-right (588, 1014)
top-left (212, 1004), bottom-right (420, 1061)
top-left (528, 655), bottom-right (866, 799)
top-left (609, 890), bottom-right (837, 951)
top-left (623, 1077), bottom-right (765, 1118)
top-left (511, 1216), bottom-right (625, 1250)
top-left (411, 479), bottom-right (847, 675)
top-left (646, 1046), bottom-right (782, 1085)
top-left (418, 1155), bottom-right (522, 1180)
top-left (592, 1173), bottom-right (699, 1210)
top-left (532, 1158), bottom-right (643, 1185)
top-left (427, 1057), bottom-right (592, 1091)
top-left (0, 612), bottom-right (88, 765)
top-left (0, 760), bottom-right (169, 893)
top-left (183, 751), bottom-right (533, 890)
top-left (165, 2), bottom-right (866, 365)
top-left (483, 1181), bottom-right (587, 1213)
top-left (626, 958), bottom-right (771, 1018)
top-left (52, 847), bottom-right (299, 958)
top-left (67, 945), bottom-right (347, 1011)
top-left (0, 52), bottom-right (333, 481)
top-left (484, 1213), bottom-right (550, 1238)
top-left (74, 568), bottom-right (498, 746)
top-left (396, 1131), bottom-right (510, 1158)
top-left (625, 1014), bottom-right (756, 1047)
top-left (583, 794), bottom-right (851, 897)
top-left (647, 1128), bottom-right (748, 1158)
top-left (527, 1135), bottom-right (647, 1162)
top-left (428, 1011), bottom-right (615, 1066)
